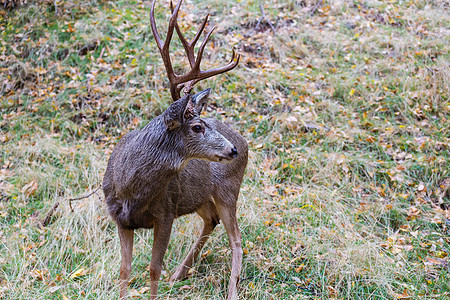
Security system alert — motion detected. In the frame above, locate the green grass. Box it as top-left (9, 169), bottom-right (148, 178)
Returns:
top-left (1, 0), bottom-right (449, 299)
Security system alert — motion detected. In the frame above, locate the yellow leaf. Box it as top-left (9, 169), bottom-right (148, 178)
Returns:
top-left (201, 249), bottom-right (212, 258)
top-left (264, 220), bottom-right (273, 226)
top-left (366, 136), bottom-right (375, 143)
top-left (138, 286), bottom-right (150, 294)
top-left (295, 264), bottom-right (305, 273)
top-left (435, 251), bottom-right (448, 258)
top-left (349, 89), bottom-right (355, 96)
top-left (70, 268), bottom-right (87, 279)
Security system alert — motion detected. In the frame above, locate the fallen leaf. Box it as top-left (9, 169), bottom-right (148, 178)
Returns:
top-left (327, 285), bottom-right (338, 297)
top-left (407, 206), bottom-right (421, 220)
top-left (292, 276), bottom-right (301, 283)
top-left (29, 269), bottom-right (48, 281)
top-left (366, 136), bottom-right (375, 143)
top-left (128, 289), bottom-right (140, 297)
top-left (425, 257), bottom-right (445, 265)
top-left (396, 164), bottom-right (406, 171)
top-left (49, 286), bottom-right (61, 293)
top-left (388, 288), bottom-right (412, 299)
top-left (392, 246), bottom-right (402, 254)
top-left (435, 251), bottom-right (448, 258)
top-left (138, 286), bottom-right (150, 294)
top-left (295, 264), bottom-right (305, 273)
top-left (0, 133), bottom-right (10, 143)
top-left (285, 116), bottom-right (298, 123)
top-left (70, 268), bottom-right (87, 279)
top-left (21, 180), bottom-right (38, 197)
top-left (417, 183), bottom-right (425, 191)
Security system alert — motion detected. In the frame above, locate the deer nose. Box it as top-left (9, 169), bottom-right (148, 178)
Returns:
top-left (229, 147), bottom-right (238, 159)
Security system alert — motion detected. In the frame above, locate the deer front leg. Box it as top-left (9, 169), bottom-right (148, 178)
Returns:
top-left (118, 226), bottom-right (134, 299)
top-left (215, 200), bottom-right (242, 300)
top-left (149, 216), bottom-right (174, 299)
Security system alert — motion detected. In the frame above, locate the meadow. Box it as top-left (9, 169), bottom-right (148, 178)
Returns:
top-left (0, 0), bottom-right (449, 298)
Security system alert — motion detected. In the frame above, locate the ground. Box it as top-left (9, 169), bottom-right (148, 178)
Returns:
top-left (0, 0), bottom-right (449, 299)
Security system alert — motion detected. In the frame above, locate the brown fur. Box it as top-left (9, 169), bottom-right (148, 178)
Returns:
top-left (103, 92), bottom-right (247, 300)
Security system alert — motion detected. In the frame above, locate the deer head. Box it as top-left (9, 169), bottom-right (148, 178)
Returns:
top-left (162, 88), bottom-right (237, 163)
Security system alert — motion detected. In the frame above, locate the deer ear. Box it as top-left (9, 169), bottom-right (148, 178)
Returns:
top-left (164, 96), bottom-right (190, 131)
top-left (191, 88), bottom-right (211, 114)
top-left (183, 96), bottom-right (197, 121)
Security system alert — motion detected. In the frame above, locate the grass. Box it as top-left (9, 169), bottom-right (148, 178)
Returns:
top-left (1, 0), bottom-right (449, 299)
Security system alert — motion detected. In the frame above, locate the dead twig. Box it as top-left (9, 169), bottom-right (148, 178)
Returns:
top-left (41, 201), bottom-right (60, 227)
top-left (310, 0), bottom-right (323, 16)
top-left (41, 187), bottom-right (101, 226)
top-left (254, 3), bottom-right (276, 35)
top-left (69, 187), bottom-right (101, 212)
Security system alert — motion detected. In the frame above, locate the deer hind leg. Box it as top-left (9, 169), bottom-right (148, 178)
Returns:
top-left (214, 190), bottom-right (243, 300)
top-left (170, 200), bottom-right (219, 282)
top-left (118, 226), bottom-right (134, 299)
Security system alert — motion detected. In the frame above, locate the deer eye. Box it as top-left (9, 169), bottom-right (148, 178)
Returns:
top-left (192, 125), bottom-right (203, 133)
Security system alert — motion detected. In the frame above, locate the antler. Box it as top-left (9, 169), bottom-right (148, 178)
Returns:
top-left (150, 0), bottom-right (240, 100)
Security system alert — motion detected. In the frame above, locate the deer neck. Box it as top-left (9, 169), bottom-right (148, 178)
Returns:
top-left (139, 117), bottom-right (187, 173)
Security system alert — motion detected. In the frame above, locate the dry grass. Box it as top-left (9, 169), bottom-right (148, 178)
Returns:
top-left (1, 0), bottom-right (449, 299)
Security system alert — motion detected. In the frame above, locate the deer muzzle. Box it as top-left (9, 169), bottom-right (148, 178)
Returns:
top-left (230, 147), bottom-right (238, 159)
top-left (215, 144), bottom-right (238, 163)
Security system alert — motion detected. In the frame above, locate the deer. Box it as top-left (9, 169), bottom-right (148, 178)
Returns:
top-left (102, 0), bottom-right (248, 299)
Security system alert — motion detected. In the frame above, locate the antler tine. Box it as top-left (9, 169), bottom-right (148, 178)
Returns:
top-left (182, 49), bottom-right (240, 94)
top-left (192, 25), bottom-right (216, 72)
top-left (190, 15), bottom-right (210, 56)
top-left (150, 0), bottom-right (183, 99)
top-left (149, 0), bottom-right (162, 51)
top-left (152, 0), bottom-right (240, 100)
top-left (176, 24), bottom-right (240, 94)
top-left (170, 1), bottom-right (209, 69)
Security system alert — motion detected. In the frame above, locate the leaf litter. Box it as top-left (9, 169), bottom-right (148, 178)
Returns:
top-left (1, 0), bottom-right (449, 298)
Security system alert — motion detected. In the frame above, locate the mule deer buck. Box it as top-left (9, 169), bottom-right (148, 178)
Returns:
top-left (102, 0), bottom-right (248, 299)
